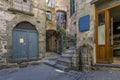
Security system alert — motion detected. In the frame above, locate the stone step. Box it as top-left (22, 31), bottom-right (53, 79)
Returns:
top-left (0, 60), bottom-right (4, 63)
top-left (61, 54), bottom-right (73, 61)
top-left (64, 50), bottom-right (74, 54)
top-left (44, 60), bottom-right (69, 71)
top-left (61, 53), bottom-right (73, 58)
top-left (45, 54), bottom-right (60, 61)
top-left (19, 60), bottom-right (43, 68)
top-left (56, 59), bottom-right (72, 67)
top-left (55, 64), bottom-right (69, 71)
top-left (44, 60), bottom-right (56, 67)
top-left (0, 63), bottom-right (18, 69)
top-left (59, 57), bottom-right (72, 62)
top-left (93, 64), bottom-right (120, 71)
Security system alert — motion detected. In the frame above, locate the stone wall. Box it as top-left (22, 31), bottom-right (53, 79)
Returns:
top-left (76, 0), bottom-right (95, 47)
top-left (76, 0), bottom-right (96, 64)
top-left (0, 0), bottom-right (46, 64)
top-left (66, 0), bottom-right (77, 47)
top-left (46, 0), bottom-right (68, 30)
top-left (45, 0), bottom-right (69, 56)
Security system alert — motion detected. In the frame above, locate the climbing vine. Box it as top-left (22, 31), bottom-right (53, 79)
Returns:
top-left (57, 26), bottom-right (67, 52)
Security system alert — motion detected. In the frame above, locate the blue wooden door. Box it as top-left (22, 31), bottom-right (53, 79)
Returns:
top-left (13, 29), bottom-right (39, 60)
top-left (13, 29), bottom-right (28, 60)
top-left (28, 30), bottom-right (39, 59)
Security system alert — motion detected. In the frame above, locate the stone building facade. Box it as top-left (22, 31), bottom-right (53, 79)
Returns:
top-left (0, 0), bottom-right (77, 67)
top-left (67, 0), bottom-right (77, 47)
top-left (0, 0), bottom-right (46, 65)
top-left (45, 0), bottom-right (69, 56)
top-left (76, 0), bottom-right (95, 64)
top-left (75, 0), bottom-right (120, 71)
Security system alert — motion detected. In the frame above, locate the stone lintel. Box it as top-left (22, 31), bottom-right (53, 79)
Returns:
top-left (8, 8), bottom-right (34, 16)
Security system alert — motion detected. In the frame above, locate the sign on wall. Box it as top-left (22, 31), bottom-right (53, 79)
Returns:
top-left (79, 15), bottom-right (90, 32)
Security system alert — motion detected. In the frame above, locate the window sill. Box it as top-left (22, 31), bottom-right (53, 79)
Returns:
top-left (8, 8), bottom-right (34, 16)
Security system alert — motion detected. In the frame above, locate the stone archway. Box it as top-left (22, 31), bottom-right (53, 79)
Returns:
top-left (46, 30), bottom-right (62, 53)
top-left (12, 21), bottom-right (39, 60)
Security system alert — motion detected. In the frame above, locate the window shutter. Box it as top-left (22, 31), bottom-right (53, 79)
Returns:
top-left (70, 0), bottom-right (72, 16)
top-left (73, 0), bottom-right (75, 13)
top-left (70, 0), bottom-right (75, 16)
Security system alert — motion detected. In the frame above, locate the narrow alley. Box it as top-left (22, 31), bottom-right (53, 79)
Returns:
top-left (0, 64), bottom-right (120, 80)
top-left (1, 0), bottom-right (120, 80)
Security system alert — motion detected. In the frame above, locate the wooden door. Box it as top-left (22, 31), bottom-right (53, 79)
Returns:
top-left (13, 29), bottom-right (28, 60)
top-left (13, 29), bottom-right (39, 60)
top-left (108, 10), bottom-right (113, 63)
top-left (96, 10), bottom-right (113, 63)
top-left (28, 30), bottom-right (39, 59)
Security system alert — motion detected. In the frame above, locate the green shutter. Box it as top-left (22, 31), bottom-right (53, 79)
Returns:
top-left (70, 0), bottom-right (75, 16)
top-left (70, 0), bottom-right (72, 16)
top-left (73, 0), bottom-right (75, 13)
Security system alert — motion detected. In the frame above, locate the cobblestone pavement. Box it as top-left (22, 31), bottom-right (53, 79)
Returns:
top-left (0, 64), bottom-right (120, 80)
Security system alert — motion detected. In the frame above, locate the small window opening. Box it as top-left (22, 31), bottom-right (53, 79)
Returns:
top-left (23, 0), bottom-right (27, 3)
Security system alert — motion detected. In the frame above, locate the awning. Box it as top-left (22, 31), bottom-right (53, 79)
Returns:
top-left (91, 0), bottom-right (105, 4)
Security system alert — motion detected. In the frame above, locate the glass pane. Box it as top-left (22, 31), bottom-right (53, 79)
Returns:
top-left (110, 17), bottom-right (113, 45)
top-left (46, 0), bottom-right (54, 8)
top-left (98, 13), bottom-right (105, 45)
top-left (46, 12), bottom-right (52, 21)
top-left (56, 11), bottom-right (66, 28)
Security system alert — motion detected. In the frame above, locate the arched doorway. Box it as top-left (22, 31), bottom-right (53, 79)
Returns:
top-left (46, 30), bottom-right (62, 53)
top-left (12, 22), bottom-right (39, 60)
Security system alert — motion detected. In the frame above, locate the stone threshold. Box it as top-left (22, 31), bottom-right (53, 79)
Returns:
top-left (0, 60), bottom-right (43, 70)
top-left (94, 63), bottom-right (120, 68)
top-left (0, 63), bottom-right (18, 70)
top-left (9, 58), bottom-right (41, 63)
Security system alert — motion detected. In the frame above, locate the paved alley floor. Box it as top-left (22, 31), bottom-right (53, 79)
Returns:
top-left (0, 64), bottom-right (120, 80)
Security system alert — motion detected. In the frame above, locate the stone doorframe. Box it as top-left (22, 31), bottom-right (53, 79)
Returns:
top-left (46, 29), bottom-right (61, 53)
top-left (6, 14), bottom-right (44, 62)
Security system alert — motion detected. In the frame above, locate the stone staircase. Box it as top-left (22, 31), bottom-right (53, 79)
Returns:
top-left (44, 49), bottom-right (75, 71)
top-left (0, 58), bottom-right (4, 64)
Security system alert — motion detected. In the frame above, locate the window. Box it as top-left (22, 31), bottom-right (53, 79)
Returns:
top-left (70, 0), bottom-right (75, 16)
top-left (11, 0), bottom-right (32, 13)
top-left (46, 0), bottom-right (54, 8)
top-left (46, 12), bottom-right (52, 21)
top-left (56, 11), bottom-right (66, 28)
top-left (23, 0), bottom-right (27, 2)
top-left (98, 13), bottom-right (105, 45)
